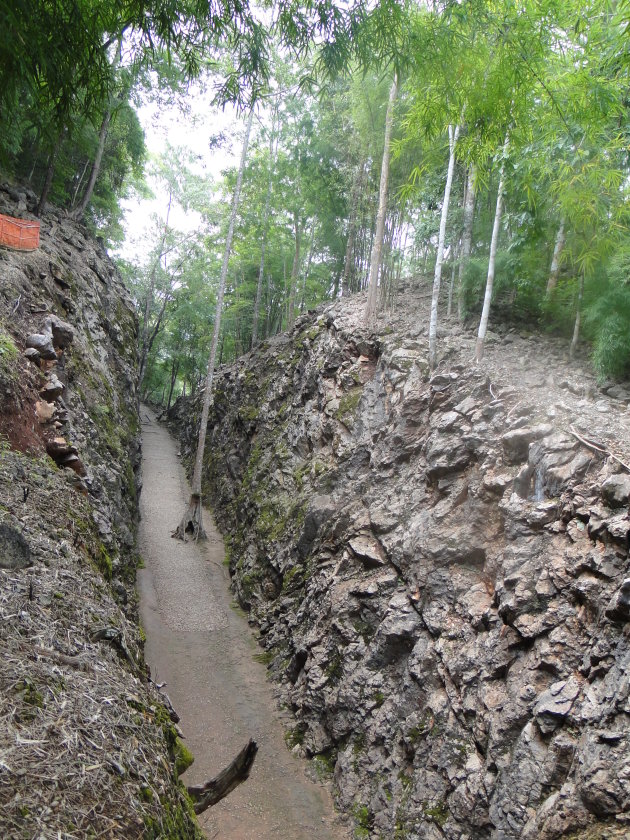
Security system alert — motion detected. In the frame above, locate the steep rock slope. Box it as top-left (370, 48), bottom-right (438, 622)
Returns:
top-left (0, 184), bottom-right (200, 838)
top-left (169, 289), bottom-right (630, 840)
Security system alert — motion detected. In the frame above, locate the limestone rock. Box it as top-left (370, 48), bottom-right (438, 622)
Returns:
top-left (35, 399), bottom-right (56, 423)
top-left (45, 314), bottom-right (74, 349)
top-left (605, 579), bottom-right (630, 622)
top-left (502, 423), bottom-right (553, 464)
top-left (601, 473), bottom-right (630, 508)
top-left (40, 373), bottom-right (64, 401)
top-left (167, 291), bottom-right (630, 839)
top-left (26, 332), bottom-right (56, 360)
top-left (24, 347), bottom-right (41, 366)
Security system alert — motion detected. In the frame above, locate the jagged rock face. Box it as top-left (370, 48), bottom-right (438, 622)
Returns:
top-left (0, 185), bottom-right (200, 837)
top-left (0, 184), bottom-right (140, 557)
top-left (170, 292), bottom-right (630, 840)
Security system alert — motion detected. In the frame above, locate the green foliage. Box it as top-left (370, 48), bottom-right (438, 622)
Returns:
top-left (585, 283), bottom-right (630, 380)
top-left (173, 739), bottom-right (195, 776)
top-left (0, 330), bottom-right (18, 387)
top-left (313, 749), bottom-right (337, 780)
top-left (143, 792), bottom-right (203, 840)
top-left (422, 800), bottom-right (448, 828)
top-left (352, 803), bottom-right (373, 838)
top-left (284, 725), bottom-right (306, 748)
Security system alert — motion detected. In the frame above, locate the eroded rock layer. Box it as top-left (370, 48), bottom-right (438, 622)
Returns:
top-left (0, 184), bottom-right (200, 839)
top-left (169, 290), bottom-right (630, 840)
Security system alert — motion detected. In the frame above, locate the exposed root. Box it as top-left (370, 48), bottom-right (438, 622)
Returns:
top-left (186, 739), bottom-right (258, 815)
top-left (172, 495), bottom-right (207, 541)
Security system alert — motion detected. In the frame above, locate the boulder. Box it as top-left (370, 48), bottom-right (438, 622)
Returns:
top-left (26, 332), bottom-right (56, 360)
top-left (45, 315), bottom-right (74, 349)
top-left (502, 424), bottom-right (553, 464)
top-left (601, 474), bottom-right (630, 508)
top-left (605, 579), bottom-right (630, 623)
top-left (40, 373), bottom-right (64, 402)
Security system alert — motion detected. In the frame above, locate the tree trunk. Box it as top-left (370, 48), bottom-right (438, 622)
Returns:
top-left (166, 358), bottom-right (180, 410)
top-left (73, 38), bottom-right (123, 219)
top-left (72, 108), bottom-right (113, 218)
top-left (138, 193), bottom-right (173, 388)
top-left (569, 271), bottom-right (584, 358)
top-left (428, 123), bottom-right (460, 371)
top-left (475, 134), bottom-right (509, 363)
top-left (546, 217), bottom-right (566, 296)
top-left (342, 164), bottom-right (364, 296)
top-left (187, 739), bottom-right (258, 814)
top-left (364, 73), bottom-right (398, 326)
top-left (173, 108), bottom-right (254, 541)
top-left (71, 159), bottom-right (90, 208)
top-left (300, 224), bottom-right (315, 313)
top-left (37, 127), bottom-right (64, 215)
top-left (265, 270), bottom-right (272, 339)
top-left (457, 163), bottom-right (476, 321)
top-left (447, 244), bottom-right (458, 316)
top-left (252, 113), bottom-right (276, 348)
top-left (287, 211), bottom-right (301, 328)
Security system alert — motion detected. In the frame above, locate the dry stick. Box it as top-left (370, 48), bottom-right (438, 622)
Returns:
top-left (186, 739), bottom-right (258, 814)
top-left (31, 645), bottom-right (92, 671)
top-left (569, 425), bottom-right (630, 473)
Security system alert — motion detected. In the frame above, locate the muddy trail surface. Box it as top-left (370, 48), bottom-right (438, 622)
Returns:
top-left (137, 406), bottom-right (348, 840)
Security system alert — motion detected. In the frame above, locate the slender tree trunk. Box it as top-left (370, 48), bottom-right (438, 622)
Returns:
top-left (73, 38), bottom-right (123, 219)
top-left (252, 114), bottom-right (277, 348)
top-left (457, 163), bottom-right (476, 321)
top-left (379, 211), bottom-right (396, 309)
top-left (71, 159), bottom-right (90, 208)
top-left (282, 256), bottom-right (288, 325)
top-left (342, 164), bottom-right (364, 296)
top-left (546, 217), bottom-right (566, 296)
top-left (300, 225), bottom-right (315, 313)
top-left (27, 128), bottom-right (42, 183)
top-left (364, 73), bottom-right (398, 326)
top-left (428, 124), bottom-right (460, 370)
top-left (72, 109), bottom-right (113, 218)
top-left (332, 253), bottom-right (344, 299)
top-left (447, 244), bottom-right (458, 316)
top-left (475, 133), bottom-right (509, 363)
top-left (166, 358), bottom-right (180, 411)
top-left (569, 272), bottom-right (584, 359)
top-left (174, 108), bottom-right (254, 541)
top-left (37, 127), bottom-right (64, 215)
top-left (265, 271), bottom-right (272, 339)
top-left (287, 212), bottom-right (301, 328)
top-left (138, 193), bottom-right (173, 388)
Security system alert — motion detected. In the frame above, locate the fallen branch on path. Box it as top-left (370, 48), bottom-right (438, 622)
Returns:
top-left (186, 739), bottom-right (258, 814)
top-left (569, 425), bottom-right (630, 473)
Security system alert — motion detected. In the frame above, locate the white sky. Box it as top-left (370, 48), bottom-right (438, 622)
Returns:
top-left (116, 81), bottom-right (241, 263)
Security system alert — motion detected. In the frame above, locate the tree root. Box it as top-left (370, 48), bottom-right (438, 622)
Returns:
top-left (172, 494), bottom-right (207, 541)
top-left (186, 739), bottom-right (258, 815)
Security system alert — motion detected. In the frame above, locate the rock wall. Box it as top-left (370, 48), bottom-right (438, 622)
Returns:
top-left (0, 184), bottom-right (201, 838)
top-left (169, 290), bottom-right (630, 840)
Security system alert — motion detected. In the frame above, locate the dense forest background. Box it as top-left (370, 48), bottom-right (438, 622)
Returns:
top-left (2, 0), bottom-right (629, 406)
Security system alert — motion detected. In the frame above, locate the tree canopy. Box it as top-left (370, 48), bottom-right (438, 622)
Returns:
top-left (1, 0), bottom-right (628, 390)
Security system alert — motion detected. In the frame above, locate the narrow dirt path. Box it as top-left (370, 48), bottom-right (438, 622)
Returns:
top-left (136, 406), bottom-right (348, 840)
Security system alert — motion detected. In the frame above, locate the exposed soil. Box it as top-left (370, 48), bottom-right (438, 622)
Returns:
top-left (136, 406), bottom-right (349, 839)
